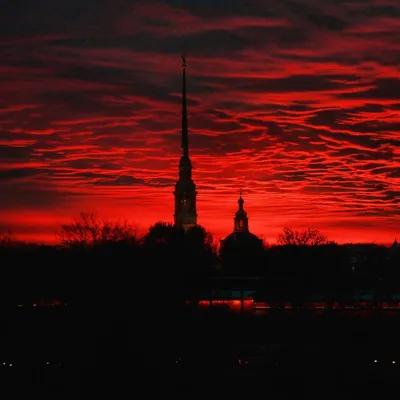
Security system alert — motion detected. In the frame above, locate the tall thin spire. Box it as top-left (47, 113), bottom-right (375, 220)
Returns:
top-left (174, 55), bottom-right (197, 231)
top-left (181, 55), bottom-right (189, 158)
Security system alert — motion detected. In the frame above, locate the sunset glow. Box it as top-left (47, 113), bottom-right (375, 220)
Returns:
top-left (0, 0), bottom-right (399, 244)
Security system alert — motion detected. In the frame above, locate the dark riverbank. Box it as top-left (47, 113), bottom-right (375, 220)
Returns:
top-left (1, 306), bottom-right (400, 398)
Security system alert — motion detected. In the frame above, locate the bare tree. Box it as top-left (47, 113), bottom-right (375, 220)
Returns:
top-left (143, 221), bottom-right (180, 247)
top-left (0, 228), bottom-right (14, 246)
top-left (277, 227), bottom-right (329, 246)
top-left (59, 212), bottom-right (136, 246)
top-left (100, 219), bottom-right (136, 243)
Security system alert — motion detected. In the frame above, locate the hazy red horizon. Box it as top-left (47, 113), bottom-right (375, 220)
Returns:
top-left (0, 0), bottom-right (399, 245)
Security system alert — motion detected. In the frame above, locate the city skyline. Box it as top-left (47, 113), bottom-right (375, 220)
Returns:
top-left (0, 0), bottom-right (399, 244)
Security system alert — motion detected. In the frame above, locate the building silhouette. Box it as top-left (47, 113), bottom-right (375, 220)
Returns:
top-left (220, 193), bottom-right (263, 249)
top-left (171, 57), bottom-right (263, 247)
top-left (173, 56), bottom-right (198, 231)
top-left (219, 193), bottom-right (264, 275)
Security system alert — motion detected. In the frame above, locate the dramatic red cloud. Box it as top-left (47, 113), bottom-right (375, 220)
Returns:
top-left (0, 0), bottom-right (399, 244)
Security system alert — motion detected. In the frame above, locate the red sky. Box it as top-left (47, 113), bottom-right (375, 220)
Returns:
top-left (0, 0), bottom-right (399, 245)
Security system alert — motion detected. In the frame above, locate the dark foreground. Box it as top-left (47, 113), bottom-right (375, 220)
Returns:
top-left (1, 306), bottom-right (400, 399)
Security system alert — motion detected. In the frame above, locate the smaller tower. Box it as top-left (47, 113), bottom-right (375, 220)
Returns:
top-left (220, 192), bottom-right (264, 276)
top-left (234, 192), bottom-right (249, 232)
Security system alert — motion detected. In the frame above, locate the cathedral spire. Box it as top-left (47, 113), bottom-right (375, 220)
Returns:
top-left (181, 55), bottom-right (189, 158)
top-left (174, 55), bottom-right (197, 231)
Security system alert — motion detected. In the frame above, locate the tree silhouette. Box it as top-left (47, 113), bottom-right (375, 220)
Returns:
top-left (185, 225), bottom-right (216, 253)
top-left (59, 212), bottom-right (136, 246)
top-left (0, 229), bottom-right (14, 247)
top-left (141, 222), bottom-right (217, 304)
top-left (142, 221), bottom-right (184, 248)
top-left (277, 227), bottom-right (330, 246)
top-left (142, 222), bottom-right (217, 273)
top-left (184, 225), bottom-right (218, 273)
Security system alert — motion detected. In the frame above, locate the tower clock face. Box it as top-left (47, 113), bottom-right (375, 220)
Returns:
top-left (181, 198), bottom-right (189, 210)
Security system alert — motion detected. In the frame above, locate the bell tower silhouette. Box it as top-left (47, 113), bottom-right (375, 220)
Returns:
top-left (173, 56), bottom-right (197, 230)
top-left (234, 192), bottom-right (249, 232)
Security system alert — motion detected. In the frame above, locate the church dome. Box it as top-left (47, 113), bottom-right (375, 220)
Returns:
top-left (220, 193), bottom-right (263, 250)
top-left (222, 230), bottom-right (262, 247)
top-left (220, 194), bottom-right (264, 276)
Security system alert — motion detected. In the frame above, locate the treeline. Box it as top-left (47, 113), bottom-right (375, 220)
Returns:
top-left (0, 216), bottom-right (217, 309)
top-left (259, 243), bottom-right (400, 303)
top-left (0, 213), bottom-right (399, 306)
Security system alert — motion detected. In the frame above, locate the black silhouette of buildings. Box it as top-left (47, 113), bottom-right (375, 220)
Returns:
top-left (218, 194), bottom-right (264, 275)
top-left (174, 56), bottom-right (198, 231)
top-left (172, 57), bottom-right (263, 247)
top-left (220, 193), bottom-right (263, 249)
